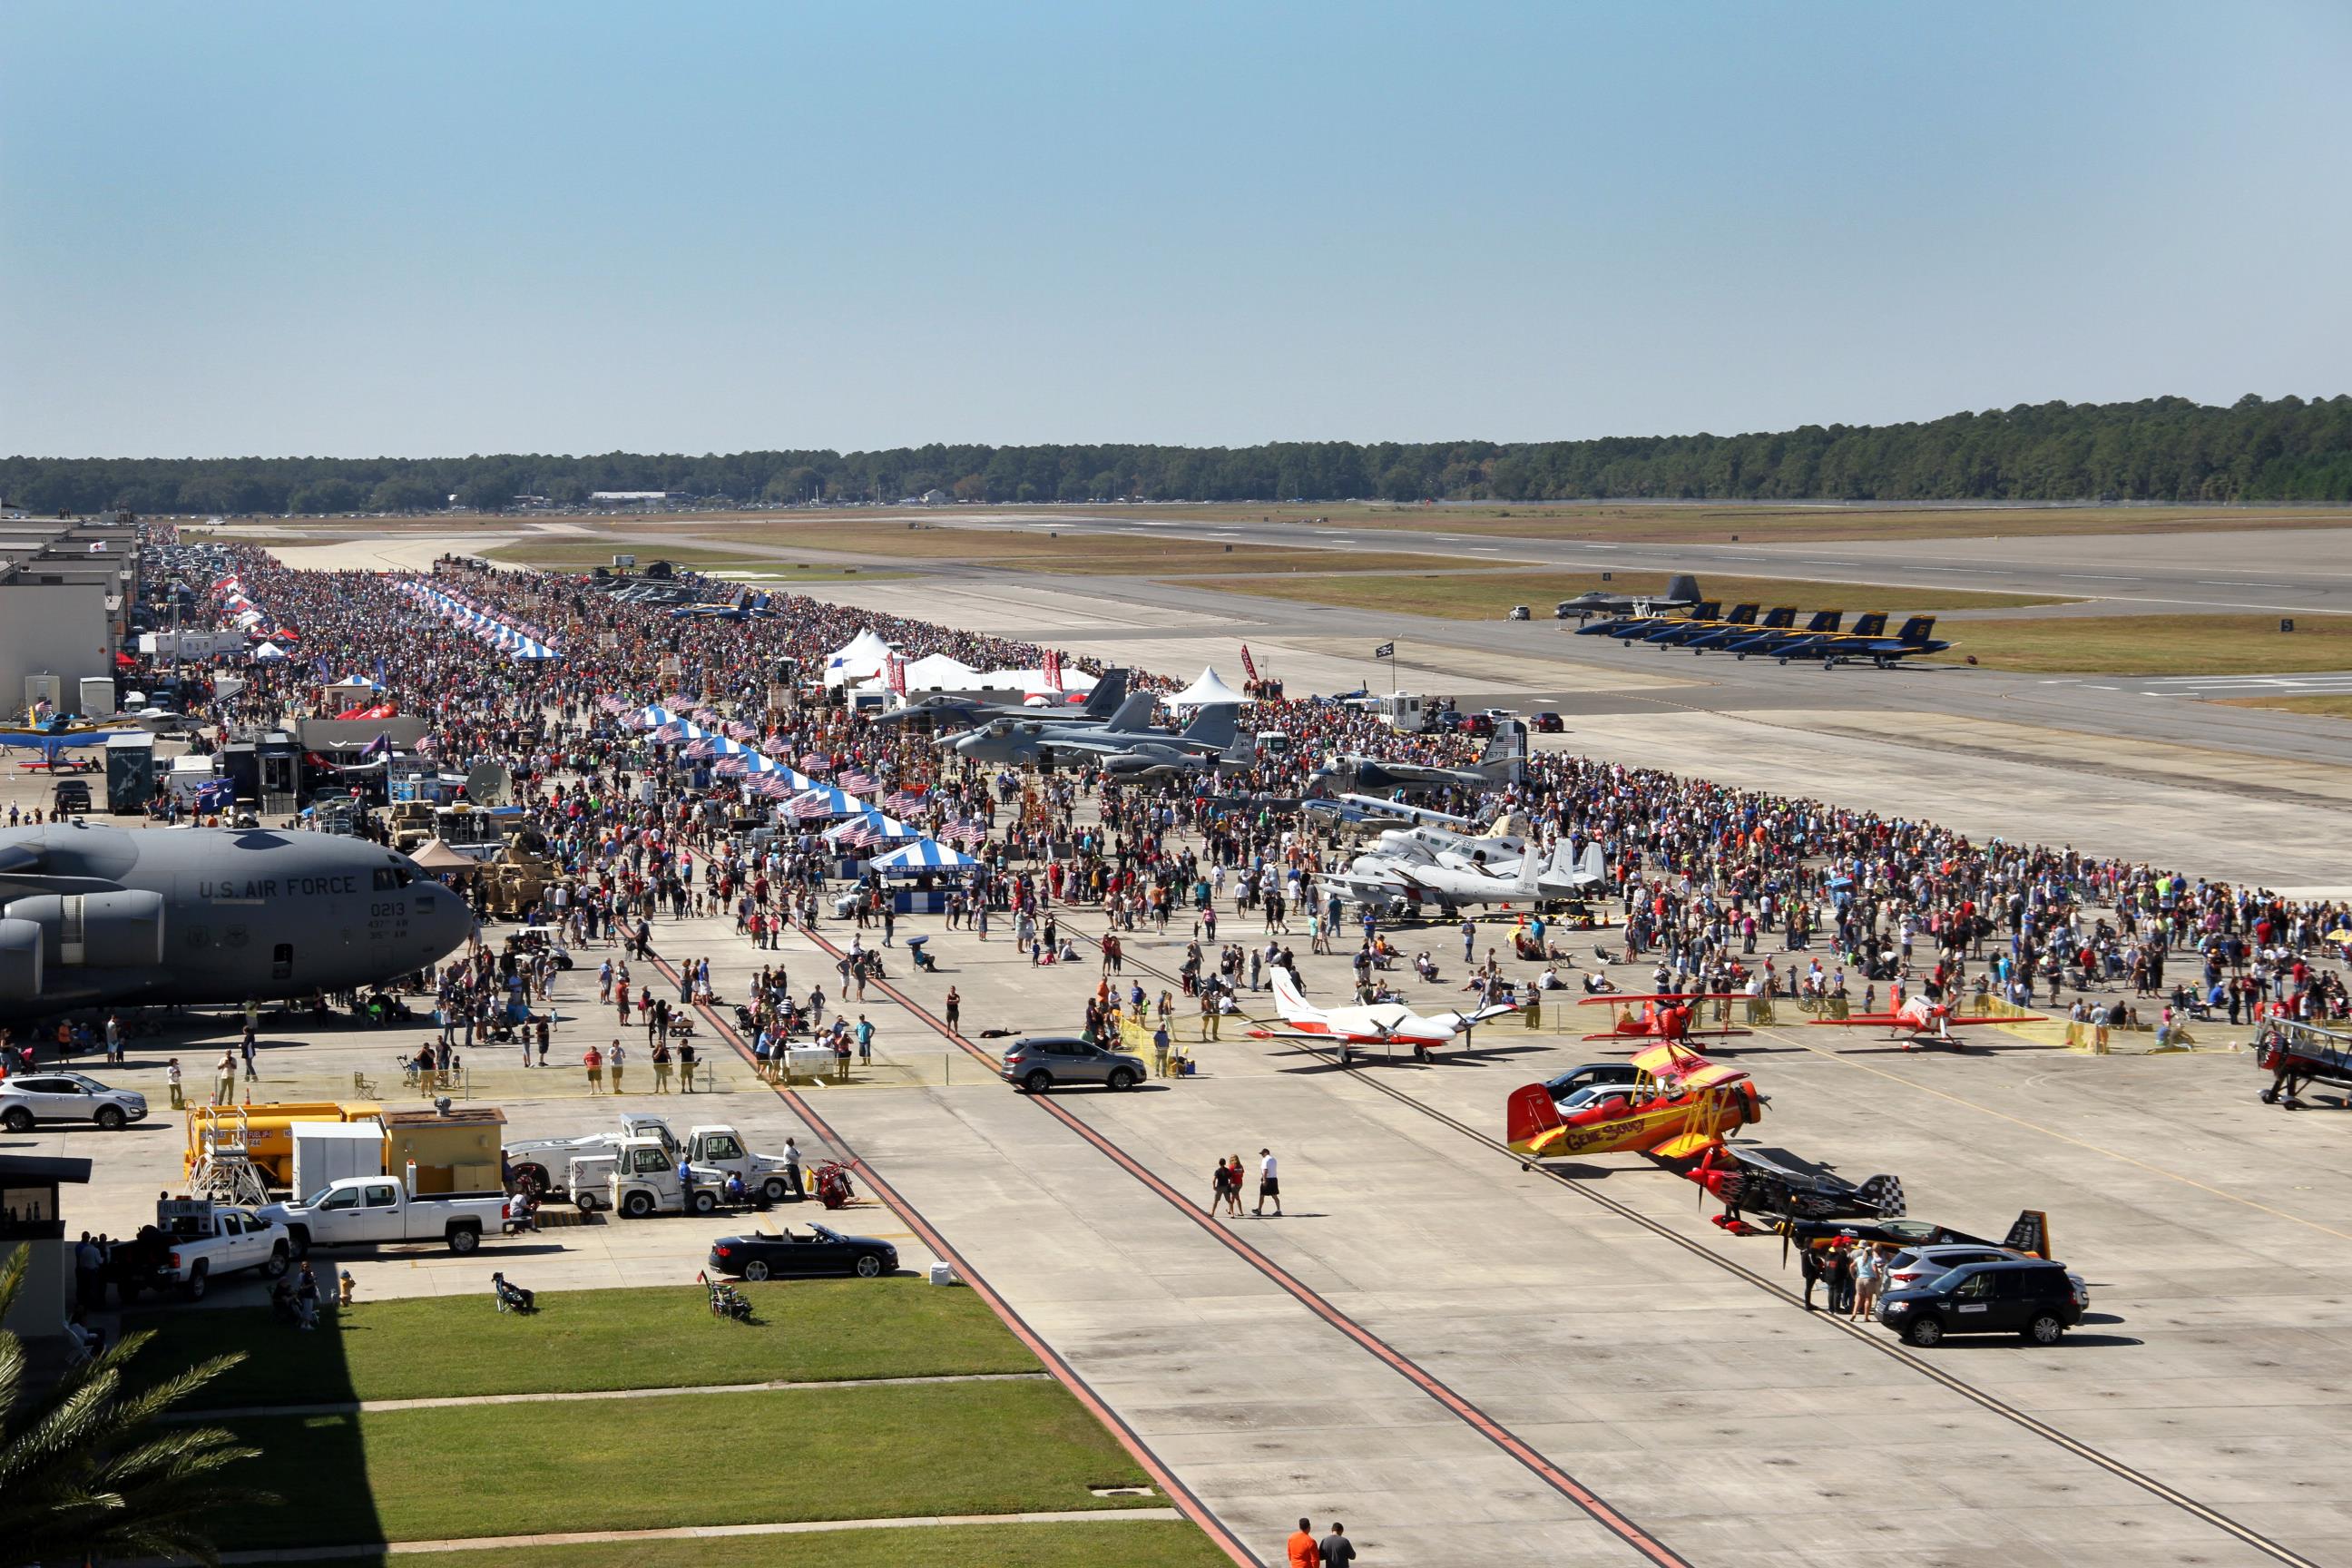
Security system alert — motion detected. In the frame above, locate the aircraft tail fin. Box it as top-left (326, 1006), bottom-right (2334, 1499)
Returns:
top-left (1847, 612), bottom-right (1887, 639)
top-left (1080, 667), bottom-right (1130, 720)
top-left (1721, 603), bottom-right (1759, 625)
top-left (1269, 965), bottom-right (1311, 1023)
top-left (1664, 573), bottom-right (1700, 604)
top-left (1896, 614), bottom-right (1937, 645)
top-left (2003, 1209), bottom-right (2051, 1259)
top-left (1855, 1173), bottom-right (1906, 1218)
top-left (1758, 605), bottom-right (1797, 630)
top-left (1576, 842), bottom-right (1605, 887)
top-left (1505, 1083), bottom-right (1566, 1157)
top-left (1478, 721), bottom-right (1527, 782)
top-left (1801, 609), bottom-right (1841, 632)
top-left (1180, 702), bottom-right (1240, 749)
top-left (1101, 691), bottom-right (1153, 731)
top-left (1219, 731), bottom-right (1256, 769)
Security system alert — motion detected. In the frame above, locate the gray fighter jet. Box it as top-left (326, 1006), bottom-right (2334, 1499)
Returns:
top-left (950, 700), bottom-right (1240, 769)
top-left (874, 668), bottom-right (1130, 732)
top-left (1309, 721), bottom-right (1528, 797)
top-left (0, 821), bottom-right (472, 1019)
top-left (1554, 573), bottom-right (1701, 623)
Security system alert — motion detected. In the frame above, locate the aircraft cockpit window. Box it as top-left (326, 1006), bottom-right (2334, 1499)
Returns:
top-left (373, 869), bottom-right (400, 890)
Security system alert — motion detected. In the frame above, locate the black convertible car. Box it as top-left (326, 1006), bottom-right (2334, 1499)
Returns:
top-left (707, 1224), bottom-right (899, 1280)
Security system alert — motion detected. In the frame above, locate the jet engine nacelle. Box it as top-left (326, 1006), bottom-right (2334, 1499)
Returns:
top-left (0, 918), bottom-right (43, 1000)
top-left (3, 890), bottom-right (168, 970)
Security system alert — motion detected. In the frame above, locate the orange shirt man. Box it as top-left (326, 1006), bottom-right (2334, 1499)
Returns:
top-left (1287, 1518), bottom-right (1320, 1568)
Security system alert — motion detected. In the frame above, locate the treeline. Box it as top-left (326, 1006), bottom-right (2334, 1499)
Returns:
top-left (7, 395), bottom-right (2350, 514)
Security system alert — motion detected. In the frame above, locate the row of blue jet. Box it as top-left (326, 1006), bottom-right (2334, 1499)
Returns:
top-left (1574, 600), bottom-right (1951, 667)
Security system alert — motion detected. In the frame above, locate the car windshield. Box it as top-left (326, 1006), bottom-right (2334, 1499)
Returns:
top-left (811, 1225), bottom-right (839, 1242)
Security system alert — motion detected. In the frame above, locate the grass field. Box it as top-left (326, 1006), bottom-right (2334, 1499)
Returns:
top-left (481, 540), bottom-right (892, 579)
top-left (135, 1281), bottom-right (1039, 1407)
top-left (2210, 693), bottom-right (2352, 718)
top-left (225, 1381), bottom-right (1156, 1548)
top-left (383, 1523), bottom-right (1233, 1568)
top-left (1940, 614), bottom-right (2352, 674)
top-left (1182, 570), bottom-right (2069, 620)
top-left (618, 521), bottom-right (1452, 575)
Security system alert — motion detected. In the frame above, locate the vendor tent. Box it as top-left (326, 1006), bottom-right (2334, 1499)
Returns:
top-left (410, 838), bottom-right (476, 871)
top-left (867, 838), bottom-right (980, 874)
top-left (250, 642), bottom-right (289, 662)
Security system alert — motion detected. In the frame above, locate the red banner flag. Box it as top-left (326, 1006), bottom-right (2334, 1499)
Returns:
top-left (1239, 643), bottom-right (1259, 682)
top-left (1042, 650), bottom-right (1063, 691)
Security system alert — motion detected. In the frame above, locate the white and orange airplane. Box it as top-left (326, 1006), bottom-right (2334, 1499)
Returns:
top-left (1505, 1039), bottom-right (1764, 1161)
top-left (1808, 989), bottom-right (2044, 1051)
top-left (1247, 966), bottom-right (1517, 1063)
top-left (1579, 991), bottom-right (1752, 1044)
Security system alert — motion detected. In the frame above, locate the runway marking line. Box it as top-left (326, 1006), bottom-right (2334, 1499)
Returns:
top-left (678, 940), bottom-right (1698, 1568)
top-left (648, 956), bottom-right (1260, 1568)
top-left (1036, 918), bottom-right (2329, 1568)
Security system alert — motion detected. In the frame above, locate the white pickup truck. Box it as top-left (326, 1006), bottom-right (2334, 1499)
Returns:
top-left (152, 1200), bottom-right (294, 1300)
top-left (505, 1113), bottom-right (681, 1201)
top-left (608, 1137), bottom-right (732, 1219)
top-left (259, 1175), bottom-right (514, 1256)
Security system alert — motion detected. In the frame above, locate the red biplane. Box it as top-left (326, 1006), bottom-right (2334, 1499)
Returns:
top-left (1578, 991), bottom-right (1751, 1044)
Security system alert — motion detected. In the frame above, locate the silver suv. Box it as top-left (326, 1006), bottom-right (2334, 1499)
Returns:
top-left (0, 1072), bottom-right (149, 1132)
top-left (999, 1035), bottom-right (1147, 1093)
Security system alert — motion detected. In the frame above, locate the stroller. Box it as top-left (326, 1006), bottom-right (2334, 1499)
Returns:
top-left (812, 1160), bottom-right (857, 1210)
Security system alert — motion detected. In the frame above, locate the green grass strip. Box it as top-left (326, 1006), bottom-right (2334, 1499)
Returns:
top-left (225, 1382), bottom-right (1155, 1549)
top-left (136, 1281), bottom-right (1037, 1408)
top-left (355, 1520), bottom-right (1232, 1568)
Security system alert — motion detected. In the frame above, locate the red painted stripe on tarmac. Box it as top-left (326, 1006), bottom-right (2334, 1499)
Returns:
top-left (647, 955), bottom-right (1262, 1568)
top-left (770, 929), bottom-right (1697, 1568)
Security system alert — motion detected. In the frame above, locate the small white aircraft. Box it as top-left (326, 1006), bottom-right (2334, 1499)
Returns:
top-left (1246, 966), bottom-right (1517, 1063)
top-left (1321, 838), bottom-right (1600, 915)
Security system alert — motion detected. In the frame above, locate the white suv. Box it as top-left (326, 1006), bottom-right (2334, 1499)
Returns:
top-left (0, 1072), bottom-right (149, 1132)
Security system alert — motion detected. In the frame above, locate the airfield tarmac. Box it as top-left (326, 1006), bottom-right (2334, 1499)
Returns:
top-left (100, 514), bottom-right (2352, 1564)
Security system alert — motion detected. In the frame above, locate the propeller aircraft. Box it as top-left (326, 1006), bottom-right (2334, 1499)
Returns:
top-left (1504, 1040), bottom-right (1765, 1163)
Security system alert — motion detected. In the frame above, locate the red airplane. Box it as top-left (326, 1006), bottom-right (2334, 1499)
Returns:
top-left (1579, 992), bottom-right (1751, 1044)
top-left (1809, 992), bottom-right (2044, 1051)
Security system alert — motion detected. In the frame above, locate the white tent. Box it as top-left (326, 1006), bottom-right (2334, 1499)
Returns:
top-left (250, 641), bottom-right (289, 662)
top-left (898, 652), bottom-right (983, 689)
top-left (824, 629), bottom-right (896, 686)
top-left (1169, 665), bottom-right (1247, 708)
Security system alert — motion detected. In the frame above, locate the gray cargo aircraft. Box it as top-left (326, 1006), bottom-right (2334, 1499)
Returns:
top-left (0, 821), bottom-right (472, 1019)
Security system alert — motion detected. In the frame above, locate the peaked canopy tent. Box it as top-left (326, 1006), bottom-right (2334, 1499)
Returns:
top-left (867, 838), bottom-right (981, 874)
top-left (823, 629), bottom-right (897, 687)
top-left (250, 642), bottom-right (289, 662)
top-left (1168, 666), bottom-right (1247, 708)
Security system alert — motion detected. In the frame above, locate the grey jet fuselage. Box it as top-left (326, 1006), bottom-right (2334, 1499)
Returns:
top-left (0, 822), bottom-right (473, 1019)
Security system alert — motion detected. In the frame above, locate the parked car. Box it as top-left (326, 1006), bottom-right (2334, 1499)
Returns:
top-left (0, 1072), bottom-right (147, 1132)
top-left (1883, 1243), bottom-right (2026, 1291)
top-left (1461, 712), bottom-right (1496, 737)
top-left (258, 1175), bottom-right (515, 1256)
top-left (1877, 1259), bottom-right (2086, 1346)
top-left (707, 1224), bottom-right (899, 1280)
top-left (1507, 604), bottom-right (1531, 621)
top-left (52, 778), bottom-right (93, 813)
top-left (1531, 711), bottom-right (1565, 732)
top-left (999, 1035), bottom-right (1147, 1093)
top-left (150, 1200), bottom-right (292, 1299)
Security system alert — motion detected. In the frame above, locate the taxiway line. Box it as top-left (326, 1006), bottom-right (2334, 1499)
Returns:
top-left (730, 937), bottom-right (1702, 1568)
top-left (646, 956), bottom-right (1262, 1568)
top-left (1042, 918), bottom-right (2329, 1568)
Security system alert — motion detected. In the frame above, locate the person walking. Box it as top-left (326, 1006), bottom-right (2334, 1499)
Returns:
top-left (536, 1015), bottom-right (551, 1069)
top-left (1287, 1518), bottom-right (1320, 1568)
top-left (583, 1043), bottom-right (606, 1094)
top-left (103, 1014), bottom-right (122, 1064)
top-left (1210, 1155), bottom-right (1233, 1216)
top-left (945, 985), bottom-right (961, 1035)
top-left (1319, 1522), bottom-right (1357, 1566)
top-left (1254, 1147), bottom-right (1281, 1217)
top-left (165, 1056), bottom-right (184, 1110)
top-left (240, 1025), bottom-right (259, 1081)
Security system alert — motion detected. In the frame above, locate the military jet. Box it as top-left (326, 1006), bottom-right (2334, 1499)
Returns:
top-left (1782, 614), bottom-right (1950, 670)
top-left (0, 821), bottom-right (473, 1019)
top-left (1299, 792), bottom-right (1478, 835)
top-left (1587, 599), bottom-right (1720, 641)
top-left (668, 587), bottom-right (777, 622)
top-left (1687, 605), bottom-right (1796, 652)
top-left (946, 691), bottom-right (1181, 767)
top-left (1096, 729), bottom-right (1257, 784)
top-left (1554, 573), bottom-right (1701, 624)
top-left (1639, 602), bottom-right (1759, 648)
top-left (1014, 703), bottom-right (1247, 774)
top-left (1308, 721), bottom-right (1527, 797)
top-left (1722, 608), bottom-right (1841, 658)
top-left (877, 668), bottom-right (1130, 732)
top-left (1320, 837), bottom-right (1574, 916)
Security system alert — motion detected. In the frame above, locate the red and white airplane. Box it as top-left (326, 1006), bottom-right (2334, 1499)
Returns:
top-left (1248, 967), bottom-right (1517, 1063)
top-left (1809, 990), bottom-right (2044, 1051)
top-left (1579, 992), bottom-right (1752, 1044)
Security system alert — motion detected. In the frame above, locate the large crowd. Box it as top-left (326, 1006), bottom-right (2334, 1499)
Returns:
top-left (152, 534), bottom-right (2352, 1050)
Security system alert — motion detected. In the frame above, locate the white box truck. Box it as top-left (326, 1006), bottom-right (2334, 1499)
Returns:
top-left (290, 1120), bottom-right (388, 1200)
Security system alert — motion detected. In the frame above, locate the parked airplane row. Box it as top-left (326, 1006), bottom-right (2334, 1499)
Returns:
top-left (1565, 578), bottom-right (1953, 668)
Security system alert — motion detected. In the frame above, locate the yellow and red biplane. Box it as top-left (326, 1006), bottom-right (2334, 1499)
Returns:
top-left (1578, 991), bottom-right (1751, 1044)
top-left (1505, 1040), bottom-right (1764, 1163)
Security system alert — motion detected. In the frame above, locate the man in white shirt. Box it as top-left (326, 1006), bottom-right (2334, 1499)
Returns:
top-left (1254, 1147), bottom-right (1281, 1217)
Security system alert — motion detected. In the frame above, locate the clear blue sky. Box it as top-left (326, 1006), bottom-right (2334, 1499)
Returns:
top-left (3, 1), bottom-right (2346, 457)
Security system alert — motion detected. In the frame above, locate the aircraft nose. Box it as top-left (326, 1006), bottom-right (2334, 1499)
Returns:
top-left (417, 878), bottom-right (475, 964)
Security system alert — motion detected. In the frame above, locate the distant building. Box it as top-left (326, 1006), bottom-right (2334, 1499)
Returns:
top-left (591, 491), bottom-right (668, 504)
top-left (921, 488), bottom-right (950, 505)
